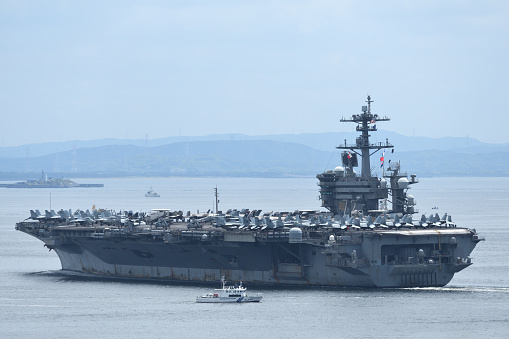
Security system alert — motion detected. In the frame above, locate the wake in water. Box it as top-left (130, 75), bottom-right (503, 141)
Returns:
top-left (402, 285), bottom-right (509, 293)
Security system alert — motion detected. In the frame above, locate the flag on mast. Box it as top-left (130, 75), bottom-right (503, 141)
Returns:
top-left (380, 152), bottom-right (385, 168)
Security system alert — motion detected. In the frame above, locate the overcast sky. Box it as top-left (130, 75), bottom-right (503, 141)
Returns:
top-left (1, 1), bottom-right (508, 147)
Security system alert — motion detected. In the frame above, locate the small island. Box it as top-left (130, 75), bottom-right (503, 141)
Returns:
top-left (0, 171), bottom-right (103, 188)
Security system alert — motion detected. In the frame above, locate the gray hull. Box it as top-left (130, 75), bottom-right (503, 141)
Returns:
top-left (20, 223), bottom-right (480, 288)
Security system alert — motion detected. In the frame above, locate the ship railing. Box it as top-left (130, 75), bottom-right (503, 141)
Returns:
top-left (356, 125), bottom-right (378, 132)
top-left (323, 235), bottom-right (362, 246)
top-left (326, 257), bottom-right (369, 269)
top-left (267, 231), bottom-right (289, 239)
top-left (385, 170), bottom-right (408, 178)
top-left (384, 256), bottom-right (446, 266)
top-left (318, 173), bottom-right (379, 182)
top-left (256, 231), bottom-right (290, 241)
top-left (181, 230), bottom-right (209, 238)
top-left (92, 232), bottom-right (105, 239)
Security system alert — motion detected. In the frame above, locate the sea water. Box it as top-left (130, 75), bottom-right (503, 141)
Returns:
top-left (0, 177), bottom-right (508, 338)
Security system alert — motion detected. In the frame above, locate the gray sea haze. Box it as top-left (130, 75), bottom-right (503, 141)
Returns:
top-left (1, 177), bottom-right (508, 338)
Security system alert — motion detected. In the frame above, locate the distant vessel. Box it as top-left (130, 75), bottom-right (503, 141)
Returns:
top-left (0, 171), bottom-right (103, 188)
top-left (145, 188), bottom-right (160, 197)
top-left (15, 96), bottom-right (483, 287)
top-left (196, 276), bottom-right (262, 303)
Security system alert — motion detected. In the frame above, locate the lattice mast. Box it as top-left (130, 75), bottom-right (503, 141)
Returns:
top-left (336, 95), bottom-right (393, 177)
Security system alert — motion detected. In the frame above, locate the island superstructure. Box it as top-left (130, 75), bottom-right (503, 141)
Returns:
top-left (317, 96), bottom-right (416, 216)
top-left (15, 97), bottom-right (482, 287)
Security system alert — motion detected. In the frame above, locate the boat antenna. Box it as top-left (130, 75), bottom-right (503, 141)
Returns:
top-left (214, 186), bottom-right (219, 214)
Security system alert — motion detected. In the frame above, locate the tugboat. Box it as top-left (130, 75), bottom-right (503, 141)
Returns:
top-left (196, 276), bottom-right (263, 303)
top-left (145, 187), bottom-right (160, 197)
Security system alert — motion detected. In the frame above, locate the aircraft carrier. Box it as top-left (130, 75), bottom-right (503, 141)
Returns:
top-left (15, 96), bottom-right (483, 287)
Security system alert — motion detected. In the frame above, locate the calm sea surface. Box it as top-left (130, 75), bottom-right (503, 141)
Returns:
top-left (1, 177), bottom-right (508, 338)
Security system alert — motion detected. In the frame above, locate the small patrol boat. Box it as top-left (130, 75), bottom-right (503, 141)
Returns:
top-left (145, 187), bottom-right (160, 197)
top-left (196, 277), bottom-right (262, 303)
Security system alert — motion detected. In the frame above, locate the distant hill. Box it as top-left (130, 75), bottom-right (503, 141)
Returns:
top-left (0, 133), bottom-right (508, 179)
top-left (1, 131), bottom-right (503, 158)
top-left (0, 140), bottom-right (332, 178)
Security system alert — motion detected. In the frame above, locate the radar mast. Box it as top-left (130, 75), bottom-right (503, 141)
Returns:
top-left (317, 96), bottom-right (413, 216)
top-left (335, 95), bottom-right (393, 177)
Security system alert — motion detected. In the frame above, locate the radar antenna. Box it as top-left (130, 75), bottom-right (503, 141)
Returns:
top-left (336, 95), bottom-right (393, 177)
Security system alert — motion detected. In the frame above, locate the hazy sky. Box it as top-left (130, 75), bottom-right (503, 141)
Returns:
top-left (1, 1), bottom-right (508, 147)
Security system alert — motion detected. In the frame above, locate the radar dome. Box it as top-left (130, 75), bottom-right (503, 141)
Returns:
top-left (398, 177), bottom-right (409, 189)
top-left (289, 227), bottom-right (303, 243)
top-left (380, 179), bottom-right (388, 188)
top-left (334, 166), bottom-right (345, 173)
top-left (407, 195), bottom-right (415, 205)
